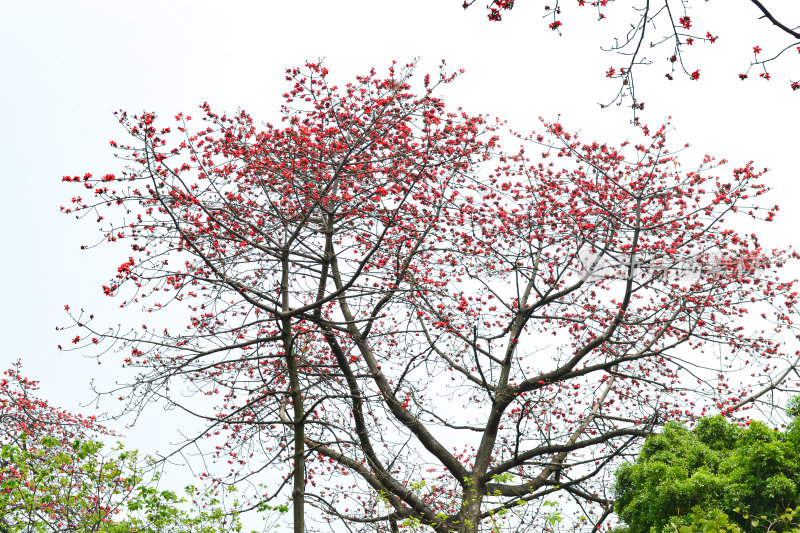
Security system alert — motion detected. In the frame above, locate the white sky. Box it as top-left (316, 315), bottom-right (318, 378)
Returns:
top-left (1, 1), bottom-right (799, 529)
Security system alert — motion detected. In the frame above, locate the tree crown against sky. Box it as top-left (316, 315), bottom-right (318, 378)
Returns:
top-left (462, 0), bottom-right (800, 119)
top-left (57, 60), bottom-right (800, 532)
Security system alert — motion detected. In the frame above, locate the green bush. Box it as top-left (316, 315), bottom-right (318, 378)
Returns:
top-left (614, 405), bottom-right (800, 533)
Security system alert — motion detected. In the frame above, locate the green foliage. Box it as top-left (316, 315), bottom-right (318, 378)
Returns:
top-left (667, 507), bottom-right (743, 533)
top-left (0, 363), bottom-right (289, 532)
top-left (0, 436), bottom-right (252, 533)
top-left (658, 505), bottom-right (800, 533)
top-left (614, 408), bottom-right (800, 533)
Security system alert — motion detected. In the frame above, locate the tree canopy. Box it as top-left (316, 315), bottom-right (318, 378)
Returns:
top-left (614, 402), bottom-right (800, 533)
top-left (59, 61), bottom-right (800, 532)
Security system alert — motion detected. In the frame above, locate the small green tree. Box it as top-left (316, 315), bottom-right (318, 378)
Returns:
top-left (0, 363), bottom-right (266, 532)
top-left (0, 439), bottom-right (249, 533)
top-left (614, 404), bottom-right (800, 533)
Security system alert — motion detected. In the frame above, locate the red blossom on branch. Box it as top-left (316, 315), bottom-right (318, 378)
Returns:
top-left (461, 0), bottom-right (800, 113)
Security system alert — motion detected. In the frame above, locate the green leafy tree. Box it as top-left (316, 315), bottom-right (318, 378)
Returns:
top-left (614, 405), bottom-right (800, 533)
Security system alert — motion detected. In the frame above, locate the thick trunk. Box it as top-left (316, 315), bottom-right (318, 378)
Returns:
top-left (282, 246), bottom-right (305, 533)
top-left (287, 346), bottom-right (305, 533)
top-left (455, 484), bottom-right (483, 533)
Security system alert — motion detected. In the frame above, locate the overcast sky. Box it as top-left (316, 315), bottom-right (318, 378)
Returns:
top-left (2, 1), bottom-right (799, 528)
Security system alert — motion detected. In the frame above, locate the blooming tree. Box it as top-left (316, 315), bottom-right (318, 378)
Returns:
top-left (61, 61), bottom-right (800, 532)
top-left (461, 0), bottom-right (800, 114)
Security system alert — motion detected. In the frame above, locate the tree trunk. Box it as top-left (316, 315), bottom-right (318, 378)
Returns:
top-left (287, 343), bottom-right (305, 533)
top-left (456, 484), bottom-right (483, 533)
top-left (282, 247), bottom-right (305, 533)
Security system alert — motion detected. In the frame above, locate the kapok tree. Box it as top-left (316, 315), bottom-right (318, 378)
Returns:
top-left (62, 61), bottom-right (800, 532)
top-left (462, 0), bottom-right (800, 116)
